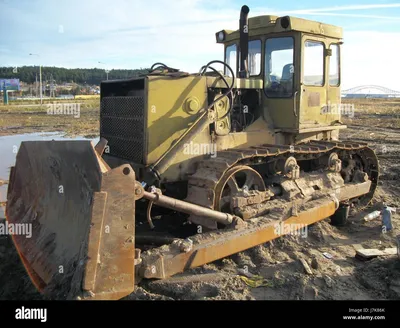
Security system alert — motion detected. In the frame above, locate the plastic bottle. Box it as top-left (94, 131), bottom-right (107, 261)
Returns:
top-left (381, 206), bottom-right (394, 232)
top-left (363, 210), bottom-right (381, 222)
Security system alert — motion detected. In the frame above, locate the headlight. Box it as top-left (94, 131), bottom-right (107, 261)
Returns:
top-left (218, 31), bottom-right (225, 42)
top-left (280, 16), bottom-right (290, 29)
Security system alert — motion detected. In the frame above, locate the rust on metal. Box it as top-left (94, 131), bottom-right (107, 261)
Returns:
top-left (87, 164), bottom-right (136, 300)
top-left (6, 141), bottom-right (137, 301)
top-left (6, 141), bottom-right (102, 295)
top-left (94, 137), bottom-right (109, 156)
top-left (336, 181), bottom-right (372, 201)
top-left (214, 165), bottom-right (266, 212)
top-left (185, 140), bottom-right (379, 228)
top-left (134, 181), bottom-right (145, 199)
top-left (140, 197), bottom-right (337, 279)
top-left (143, 190), bottom-right (237, 226)
top-left (83, 192), bottom-right (107, 291)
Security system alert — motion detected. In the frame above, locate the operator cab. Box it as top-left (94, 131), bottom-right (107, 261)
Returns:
top-left (216, 9), bottom-right (343, 136)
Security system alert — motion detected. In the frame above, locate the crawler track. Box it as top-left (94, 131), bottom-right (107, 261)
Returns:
top-left (185, 140), bottom-right (379, 228)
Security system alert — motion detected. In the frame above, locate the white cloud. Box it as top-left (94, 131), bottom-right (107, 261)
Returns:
top-left (288, 3), bottom-right (400, 13)
top-left (0, 0), bottom-right (399, 90)
top-left (286, 12), bottom-right (400, 20)
top-left (341, 31), bottom-right (400, 90)
top-left (283, 3), bottom-right (400, 20)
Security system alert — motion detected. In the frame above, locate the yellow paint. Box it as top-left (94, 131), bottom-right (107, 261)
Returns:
top-left (146, 75), bottom-right (207, 164)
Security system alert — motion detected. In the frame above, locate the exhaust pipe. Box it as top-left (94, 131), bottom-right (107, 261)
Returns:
top-left (238, 5), bottom-right (250, 78)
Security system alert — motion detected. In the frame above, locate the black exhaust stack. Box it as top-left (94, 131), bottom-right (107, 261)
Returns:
top-left (238, 5), bottom-right (250, 78)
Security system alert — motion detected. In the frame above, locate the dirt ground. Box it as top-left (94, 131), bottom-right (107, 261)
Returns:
top-left (0, 98), bottom-right (400, 300)
top-left (0, 98), bottom-right (99, 138)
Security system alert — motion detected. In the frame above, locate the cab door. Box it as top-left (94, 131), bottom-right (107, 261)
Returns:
top-left (263, 34), bottom-right (299, 130)
top-left (326, 42), bottom-right (342, 120)
top-left (299, 36), bottom-right (328, 129)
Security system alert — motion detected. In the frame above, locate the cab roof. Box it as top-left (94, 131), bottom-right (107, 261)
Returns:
top-left (218, 15), bottom-right (343, 42)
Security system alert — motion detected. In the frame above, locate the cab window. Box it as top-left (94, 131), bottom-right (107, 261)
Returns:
top-left (225, 44), bottom-right (237, 77)
top-left (329, 44), bottom-right (340, 86)
top-left (226, 40), bottom-right (261, 76)
top-left (264, 37), bottom-right (294, 98)
top-left (304, 40), bottom-right (324, 86)
top-left (247, 40), bottom-right (261, 76)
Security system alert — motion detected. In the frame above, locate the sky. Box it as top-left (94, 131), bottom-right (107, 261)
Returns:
top-left (0, 0), bottom-right (399, 90)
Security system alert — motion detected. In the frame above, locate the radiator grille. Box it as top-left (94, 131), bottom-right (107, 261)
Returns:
top-left (100, 96), bottom-right (145, 164)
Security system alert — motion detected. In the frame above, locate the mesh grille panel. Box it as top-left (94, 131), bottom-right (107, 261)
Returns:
top-left (100, 96), bottom-right (145, 164)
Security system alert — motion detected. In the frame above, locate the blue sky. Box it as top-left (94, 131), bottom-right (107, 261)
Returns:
top-left (0, 0), bottom-right (400, 89)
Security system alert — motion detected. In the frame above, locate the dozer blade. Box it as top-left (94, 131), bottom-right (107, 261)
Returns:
top-left (6, 140), bottom-right (137, 300)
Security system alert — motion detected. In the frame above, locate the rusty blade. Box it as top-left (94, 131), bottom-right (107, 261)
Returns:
top-left (6, 141), bottom-right (136, 300)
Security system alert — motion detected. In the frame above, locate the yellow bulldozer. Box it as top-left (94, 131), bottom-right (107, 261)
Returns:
top-left (6, 5), bottom-right (379, 300)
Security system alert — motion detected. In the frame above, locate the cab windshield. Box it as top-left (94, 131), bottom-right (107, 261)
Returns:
top-left (225, 40), bottom-right (261, 77)
top-left (264, 37), bottom-right (294, 98)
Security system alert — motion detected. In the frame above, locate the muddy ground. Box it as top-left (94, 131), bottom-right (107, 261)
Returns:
top-left (0, 98), bottom-right (400, 300)
top-left (0, 98), bottom-right (99, 138)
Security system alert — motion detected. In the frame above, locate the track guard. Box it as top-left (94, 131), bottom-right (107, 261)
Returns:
top-left (6, 141), bottom-right (136, 300)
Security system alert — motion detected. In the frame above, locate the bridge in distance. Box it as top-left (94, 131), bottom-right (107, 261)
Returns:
top-left (342, 85), bottom-right (400, 98)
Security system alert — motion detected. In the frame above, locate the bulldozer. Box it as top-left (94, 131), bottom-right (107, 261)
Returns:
top-left (6, 5), bottom-right (379, 300)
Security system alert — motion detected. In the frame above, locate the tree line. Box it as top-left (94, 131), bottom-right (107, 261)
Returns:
top-left (0, 66), bottom-right (150, 85)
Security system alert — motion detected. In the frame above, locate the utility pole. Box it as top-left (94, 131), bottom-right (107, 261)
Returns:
top-left (98, 61), bottom-right (110, 80)
top-left (39, 65), bottom-right (42, 104)
top-left (30, 53), bottom-right (42, 105)
top-left (35, 73), bottom-right (38, 98)
top-left (50, 74), bottom-right (53, 98)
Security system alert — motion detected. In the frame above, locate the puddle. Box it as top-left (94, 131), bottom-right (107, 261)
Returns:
top-left (0, 132), bottom-right (99, 218)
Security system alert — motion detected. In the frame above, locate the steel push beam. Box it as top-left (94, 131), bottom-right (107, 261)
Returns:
top-left (138, 180), bottom-right (371, 280)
